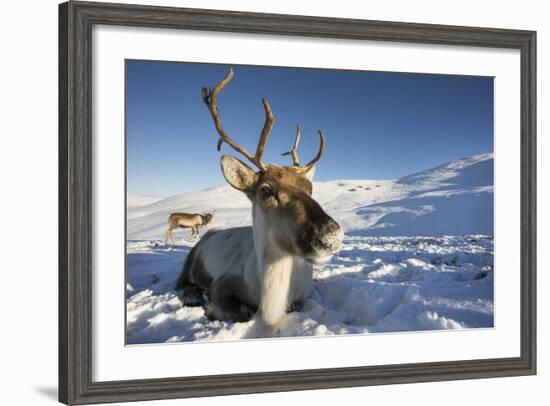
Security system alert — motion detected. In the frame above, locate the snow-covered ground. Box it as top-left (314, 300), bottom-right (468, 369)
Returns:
top-left (126, 153), bottom-right (494, 344)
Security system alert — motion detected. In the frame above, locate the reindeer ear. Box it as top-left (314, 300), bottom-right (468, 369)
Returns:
top-left (220, 155), bottom-right (258, 193)
top-left (300, 165), bottom-right (316, 181)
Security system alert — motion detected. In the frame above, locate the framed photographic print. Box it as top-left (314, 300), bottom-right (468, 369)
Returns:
top-left (59, 1), bottom-right (536, 404)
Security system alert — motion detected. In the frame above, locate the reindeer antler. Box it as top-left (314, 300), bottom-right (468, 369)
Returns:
top-left (305, 131), bottom-right (326, 168)
top-left (282, 126), bottom-right (325, 169)
top-left (202, 69), bottom-right (274, 172)
top-left (281, 125), bottom-right (301, 166)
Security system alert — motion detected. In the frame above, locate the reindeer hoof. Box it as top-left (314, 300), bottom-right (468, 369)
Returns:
top-left (287, 300), bottom-right (303, 313)
top-left (203, 303), bottom-right (255, 323)
top-left (177, 284), bottom-right (206, 307)
top-left (235, 305), bottom-right (255, 323)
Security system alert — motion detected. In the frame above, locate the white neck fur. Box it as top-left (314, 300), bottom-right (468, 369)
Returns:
top-left (253, 207), bottom-right (296, 328)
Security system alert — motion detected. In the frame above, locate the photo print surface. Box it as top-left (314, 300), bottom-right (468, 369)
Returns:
top-left (125, 61), bottom-right (494, 345)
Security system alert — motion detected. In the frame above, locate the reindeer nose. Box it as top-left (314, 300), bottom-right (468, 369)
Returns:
top-left (315, 218), bottom-right (343, 252)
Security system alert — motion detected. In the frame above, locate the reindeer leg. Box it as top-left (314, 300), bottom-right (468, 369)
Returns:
top-left (206, 274), bottom-right (256, 323)
top-left (166, 227), bottom-right (174, 245)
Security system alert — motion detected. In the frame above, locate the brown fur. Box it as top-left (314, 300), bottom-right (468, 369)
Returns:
top-left (258, 165), bottom-right (313, 195)
top-left (166, 212), bottom-right (213, 243)
top-left (248, 164), bottom-right (338, 258)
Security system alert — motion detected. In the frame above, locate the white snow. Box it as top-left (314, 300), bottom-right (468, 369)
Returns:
top-left (127, 194), bottom-right (163, 209)
top-left (126, 153), bottom-right (494, 344)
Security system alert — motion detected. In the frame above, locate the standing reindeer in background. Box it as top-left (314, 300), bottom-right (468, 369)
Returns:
top-left (175, 69), bottom-right (343, 328)
top-left (166, 212), bottom-right (213, 244)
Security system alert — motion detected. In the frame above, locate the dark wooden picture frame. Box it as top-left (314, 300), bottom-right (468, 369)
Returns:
top-left (59, 1), bottom-right (536, 404)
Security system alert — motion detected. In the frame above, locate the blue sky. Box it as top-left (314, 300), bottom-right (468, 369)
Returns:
top-left (126, 60), bottom-right (493, 196)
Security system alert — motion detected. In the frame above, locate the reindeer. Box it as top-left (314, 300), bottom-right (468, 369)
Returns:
top-left (166, 212), bottom-right (213, 244)
top-left (175, 69), bottom-right (343, 328)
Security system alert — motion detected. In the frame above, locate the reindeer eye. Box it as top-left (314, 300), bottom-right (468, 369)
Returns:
top-left (259, 185), bottom-right (275, 199)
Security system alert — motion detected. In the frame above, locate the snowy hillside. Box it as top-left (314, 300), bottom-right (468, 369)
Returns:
top-left (126, 153), bottom-right (494, 344)
top-left (127, 194), bottom-right (163, 209)
top-left (127, 153), bottom-right (493, 240)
